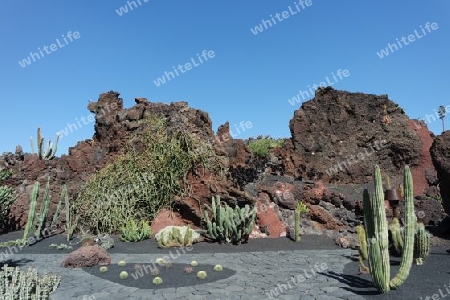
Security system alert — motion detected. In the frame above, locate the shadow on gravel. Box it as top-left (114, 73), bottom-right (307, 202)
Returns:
top-left (82, 263), bottom-right (236, 289)
top-left (0, 258), bottom-right (34, 268)
top-left (333, 246), bottom-right (450, 299)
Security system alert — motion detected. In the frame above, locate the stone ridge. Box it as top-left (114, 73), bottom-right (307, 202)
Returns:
top-left (286, 87), bottom-right (431, 190)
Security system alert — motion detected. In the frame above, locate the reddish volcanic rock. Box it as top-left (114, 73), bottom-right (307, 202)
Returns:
top-left (308, 205), bottom-right (344, 230)
top-left (407, 119), bottom-right (437, 196)
top-left (61, 245), bottom-right (111, 268)
top-left (430, 131), bottom-right (450, 215)
top-left (286, 87), bottom-right (431, 196)
top-left (256, 202), bottom-right (286, 237)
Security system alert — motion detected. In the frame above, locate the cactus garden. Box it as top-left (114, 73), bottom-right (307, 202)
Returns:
top-left (0, 90), bottom-right (449, 299)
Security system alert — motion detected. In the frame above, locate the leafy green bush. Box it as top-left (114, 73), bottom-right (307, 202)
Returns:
top-left (75, 115), bottom-right (226, 234)
top-left (120, 219), bottom-right (152, 242)
top-left (248, 138), bottom-right (285, 157)
top-left (0, 169), bottom-right (16, 228)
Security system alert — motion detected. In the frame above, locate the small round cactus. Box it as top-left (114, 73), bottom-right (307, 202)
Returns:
top-left (156, 258), bottom-right (165, 266)
top-left (213, 264), bottom-right (223, 272)
top-left (152, 277), bottom-right (163, 285)
top-left (99, 266), bottom-right (108, 273)
top-left (118, 260), bottom-right (126, 267)
top-left (119, 271), bottom-right (128, 279)
top-left (190, 260), bottom-right (198, 267)
top-left (197, 270), bottom-right (207, 279)
top-left (184, 265), bottom-right (193, 274)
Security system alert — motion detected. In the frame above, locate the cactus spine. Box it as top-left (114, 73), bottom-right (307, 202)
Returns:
top-left (414, 222), bottom-right (430, 265)
top-left (363, 165), bottom-right (416, 293)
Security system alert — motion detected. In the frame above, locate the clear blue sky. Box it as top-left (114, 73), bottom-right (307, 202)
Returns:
top-left (1, 0), bottom-right (449, 155)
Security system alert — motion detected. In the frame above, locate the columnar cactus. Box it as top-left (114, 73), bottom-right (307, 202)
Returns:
top-left (355, 225), bottom-right (369, 273)
top-left (35, 178), bottom-right (52, 239)
top-left (30, 127), bottom-right (60, 160)
top-left (414, 222), bottom-right (430, 265)
top-left (363, 165), bottom-right (416, 293)
top-left (23, 182), bottom-right (39, 242)
top-left (293, 200), bottom-right (309, 242)
top-left (22, 178), bottom-right (64, 243)
top-left (389, 165), bottom-right (415, 289)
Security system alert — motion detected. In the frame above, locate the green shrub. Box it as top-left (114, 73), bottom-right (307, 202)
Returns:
top-left (120, 219), bottom-right (152, 242)
top-left (248, 138), bottom-right (284, 157)
top-left (74, 115), bottom-right (226, 234)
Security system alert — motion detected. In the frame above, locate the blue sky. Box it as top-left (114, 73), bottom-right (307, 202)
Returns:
top-left (1, 0), bottom-right (449, 155)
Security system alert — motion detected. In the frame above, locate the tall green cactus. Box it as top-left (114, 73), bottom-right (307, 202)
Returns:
top-left (293, 200), bottom-right (309, 242)
top-left (23, 182), bottom-right (39, 242)
top-left (204, 195), bottom-right (257, 244)
top-left (356, 225), bottom-right (369, 273)
top-left (363, 166), bottom-right (390, 293)
top-left (35, 178), bottom-right (52, 239)
top-left (363, 165), bottom-right (416, 293)
top-left (390, 165), bottom-right (415, 289)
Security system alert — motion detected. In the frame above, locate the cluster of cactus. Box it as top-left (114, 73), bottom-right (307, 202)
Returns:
top-left (294, 200), bottom-right (309, 242)
top-left (155, 225), bottom-right (200, 248)
top-left (362, 165), bottom-right (416, 293)
top-left (22, 178), bottom-right (66, 243)
top-left (30, 127), bottom-right (60, 160)
top-left (204, 195), bottom-right (257, 244)
top-left (0, 264), bottom-right (61, 299)
top-left (119, 219), bottom-right (152, 242)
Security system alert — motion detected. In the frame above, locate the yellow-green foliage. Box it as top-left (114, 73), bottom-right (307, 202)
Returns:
top-left (248, 138), bottom-right (284, 157)
top-left (74, 115), bottom-right (227, 234)
top-left (120, 219), bottom-right (152, 242)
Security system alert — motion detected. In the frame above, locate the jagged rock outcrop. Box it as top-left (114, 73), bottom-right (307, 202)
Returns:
top-left (286, 87), bottom-right (435, 196)
top-left (430, 131), bottom-right (450, 215)
top-left (0, 88), bottom-right (446, 245)
top-left (0, 91), bottom-right (255, 232)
